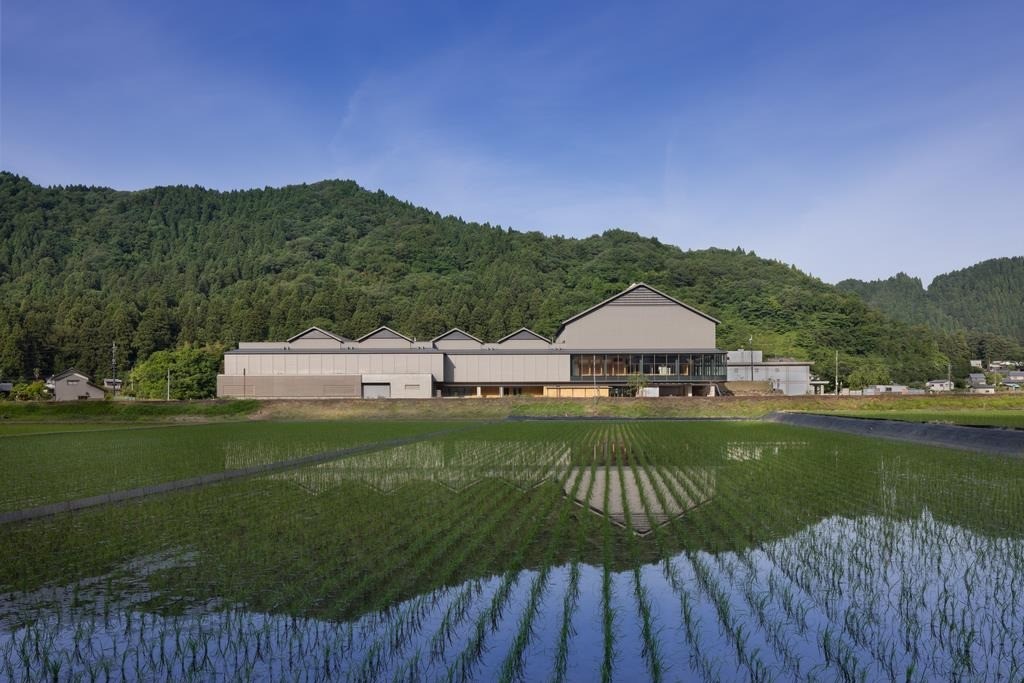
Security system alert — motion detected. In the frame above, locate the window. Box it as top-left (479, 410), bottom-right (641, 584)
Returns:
top-left (569, 353), bottom-right (726, 381)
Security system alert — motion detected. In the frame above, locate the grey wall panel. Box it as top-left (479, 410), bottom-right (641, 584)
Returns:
top-left (446, 354), bottom-right (570, 383)
top-left (496, 339), bottom-right (550, 349)
top-left (216, 375), bottom-right (360, 398)
top-left (362, 373), bottom-right (433, 398)
top-left (435, 339), bottom-right (483, 350)
top-left (359, 339), bottom-right (413, 349)
top-left (290, 339), bottom-right (343, 349)
top-left (555, 305), bottom-right (716, 349)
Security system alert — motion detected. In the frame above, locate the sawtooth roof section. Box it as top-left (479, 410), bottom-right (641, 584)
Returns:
top-left (356, 326), bottom-right (414, 343)
top-left (496, 328), bottom-right (551, 344)
top-left (430, 328), bottom-right (484, 344)
top-left (287, 326), bottom-right (350, 343)
top-left (559, 282), bottom-right (720, 327)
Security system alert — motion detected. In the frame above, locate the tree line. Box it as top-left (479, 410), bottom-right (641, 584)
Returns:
top-left (1, 171), bottom-right (995, 392)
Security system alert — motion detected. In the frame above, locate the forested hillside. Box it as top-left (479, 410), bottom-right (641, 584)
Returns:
top-left (838, 258), bottom-right (1024, 363)
top-left (0, 172), bottom-right (956, 386)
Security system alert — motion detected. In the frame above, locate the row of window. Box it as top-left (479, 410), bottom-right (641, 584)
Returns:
top-left (570, 353), bottom-right (726, 380)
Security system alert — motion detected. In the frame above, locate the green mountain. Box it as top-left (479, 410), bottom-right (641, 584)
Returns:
top-left (0, 172), bottom-right (951, 386)
top-left (836, 273), bottom-right (959, 332)
top-left (838, 258), bottom-right (1024, 364)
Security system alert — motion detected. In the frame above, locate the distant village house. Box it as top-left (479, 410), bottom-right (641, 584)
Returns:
top-left (51, 369), bottom-right (106, 401)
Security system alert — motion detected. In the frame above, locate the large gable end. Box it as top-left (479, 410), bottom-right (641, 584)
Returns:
top-left (606, 284), bottom-right (678, 307)
top-left (561, 283), bottom-right (720, 326)
top-left (555, 282), bottom-right (719, 350)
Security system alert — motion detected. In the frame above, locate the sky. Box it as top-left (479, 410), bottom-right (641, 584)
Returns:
top-left (2, 0), bottom-right (1022, 285)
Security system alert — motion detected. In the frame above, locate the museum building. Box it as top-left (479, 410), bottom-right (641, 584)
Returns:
top-left (216, 283), bottom-right (728, 399)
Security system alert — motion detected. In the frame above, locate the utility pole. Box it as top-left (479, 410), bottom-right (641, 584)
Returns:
top-left (110, 341), bottom-right (118, 397)
top-left (166, 366), bottom-right (171, 401)
top-left (749, 335), bottom-right (754, 381)
top-left (835, 350), bottom-right (839, 396)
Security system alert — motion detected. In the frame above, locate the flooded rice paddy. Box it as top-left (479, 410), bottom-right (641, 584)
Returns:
top-left (1, 420), bottom-right (1022, 681)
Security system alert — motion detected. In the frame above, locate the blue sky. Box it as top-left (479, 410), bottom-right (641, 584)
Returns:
top-left (2, 1), bottom-right (1022, 284)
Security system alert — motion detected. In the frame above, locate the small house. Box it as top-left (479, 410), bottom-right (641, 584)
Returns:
top-left (52, 369), bottom-right (106, 401)
top-left (925, 379), bottom-right (954, 392)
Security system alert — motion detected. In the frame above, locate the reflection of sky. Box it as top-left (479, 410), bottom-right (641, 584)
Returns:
top-left (5, 512), bottom-right (1021, 680)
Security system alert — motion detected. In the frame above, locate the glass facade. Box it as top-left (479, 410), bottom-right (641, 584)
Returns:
top-left (570, 352), bottom-right (726, 382)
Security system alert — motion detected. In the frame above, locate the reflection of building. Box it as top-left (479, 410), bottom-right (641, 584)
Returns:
top-left (725, 350), bottom-right (813, 395)
top-left (217, 283), bottom-right (728, 399)
top-left (725, 441), bottom-right (807, 461)
top-left (563, 466), bottom-right (715, 535)
top-left (266, 440), bottom-right (572, 493)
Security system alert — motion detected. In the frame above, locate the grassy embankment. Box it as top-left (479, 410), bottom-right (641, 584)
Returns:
top-left (1, 393), bottom-right (1022, 428)
top-left (0, 399), bottom-right (260, 423)
top-left (251, 394), bottom-right (1024, 426)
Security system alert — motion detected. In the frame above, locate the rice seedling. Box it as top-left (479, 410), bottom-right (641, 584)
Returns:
top-left (1, 420), bottom-right (1023, 680)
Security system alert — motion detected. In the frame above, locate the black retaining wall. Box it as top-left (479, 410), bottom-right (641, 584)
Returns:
top-left (768, 412), bottom-right (1024, 457)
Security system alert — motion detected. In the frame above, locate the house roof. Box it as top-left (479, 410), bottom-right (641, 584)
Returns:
top-left (356, 326), bottom-right (414, 343)
top-left (558, 282), bottom-right (721, 329)
top-left (287, 326), bottom-right (350, 344)
top-left (431, 328), bottom-right (484, 344)
top-left (495, 327), bottom-right (551, 344)
top-left (51, 368), bottom-right (92, 382)
top-left (51, 368), bottom-right (105, 392)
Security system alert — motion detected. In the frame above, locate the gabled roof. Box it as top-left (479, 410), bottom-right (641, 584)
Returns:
top-left (495, 327), bottom-right (551, 344)
top-left (51, 368), bottom-right (105, 392)
top-left (51, 368), bottom-right (91, 381)
top-left (287, 326), bottom-right (350, 343)
top-left (431, 328), bottom-right (484, 344)
top-left (357, 326), bottom-right (414, 343)
top-left (559, 282), bottom-right (720, 327)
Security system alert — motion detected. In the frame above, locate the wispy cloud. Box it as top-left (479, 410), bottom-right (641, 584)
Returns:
top-left (4, 1), bottom-right (1022, 283)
